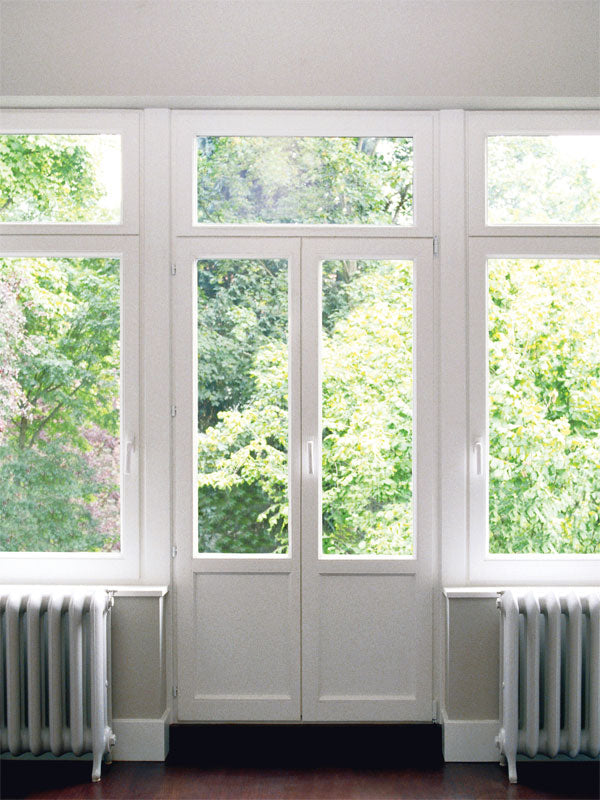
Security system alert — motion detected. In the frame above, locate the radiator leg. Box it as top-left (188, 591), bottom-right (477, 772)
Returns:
top-left (92, 751), bottom-right (102, 783)
top-left (507, 754), bottom-right (518, 784)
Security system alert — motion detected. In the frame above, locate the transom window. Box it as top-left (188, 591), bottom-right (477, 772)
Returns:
top-left (195, 136), bottom-right (413, 225)
top-left (0, 134), bottom-right (122, 224)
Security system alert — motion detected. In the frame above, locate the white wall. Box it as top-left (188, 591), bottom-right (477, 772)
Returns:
top-left (1, 0), bottom-right (598, 107)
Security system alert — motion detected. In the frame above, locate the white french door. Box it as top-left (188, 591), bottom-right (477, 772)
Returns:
top-left (173, 235), bottom-right (434, 722)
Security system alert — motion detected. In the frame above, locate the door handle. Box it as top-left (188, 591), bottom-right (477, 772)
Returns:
top-left (307, 440), bottom-right (314, 475)
top-left (124, 437), bottom-right (136, 475)
top-left (473, 439), bottom-right (483, 476)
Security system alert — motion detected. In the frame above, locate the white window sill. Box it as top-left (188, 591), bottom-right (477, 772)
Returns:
top-left (0, 584), bottom-right (168, 598)
top-left (443, 586), bottom-right (599, 599)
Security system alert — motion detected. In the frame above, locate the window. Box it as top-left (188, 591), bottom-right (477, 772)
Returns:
top-left (0, 111), bottom-right (140, 582)
top-left (0, 134), bottom-right (121, 224)
top-left (467, 111), bottom-right (600, 583)
top-left (173, 111), bottom-right (433, 236)
top-left (195, 136), bottom-right (414, 225)
top-left (0, 111), bottom-right (139, 234)
top-left (0, 255), bottom-right (121, 552)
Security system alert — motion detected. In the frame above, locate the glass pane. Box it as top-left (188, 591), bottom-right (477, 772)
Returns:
top-left (488, 258), bottom-right (600, 554)
top-left (487, 135), bottom-right (600, 225)
top-left (197, 259), bottom-right (289, 554)
top-left (0, 134), bottom-right (121, 223)
top-left (0, 257), bottom-right (120, 552)
top-left (321, 259), bottom-right (413, 555)
top-left (197, 137), bottom-right (413, 225)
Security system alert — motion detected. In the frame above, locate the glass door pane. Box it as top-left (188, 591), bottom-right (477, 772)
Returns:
top-left (196, 258), bottom-right (289, 554)
top-left (321, 259), bottom-right (413, 555)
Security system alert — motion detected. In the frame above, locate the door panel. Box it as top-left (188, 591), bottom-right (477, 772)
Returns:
top-left (188, 570), bottom-right (299, 720)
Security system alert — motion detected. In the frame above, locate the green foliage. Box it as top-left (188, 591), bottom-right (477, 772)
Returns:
top-left (0, 135), bottom-right (111, 223)
top-left (196, 259), bottom-right (413, 555)
top-left (0, 440), bottom-right (106, 552)
top-left (487, 136), bottom-right (600, 225)
top-left (0, 257), bottom-right (121, 552)
top-left (197, 259), bottom-right (288, 430)
top-left (488, 259), bottom-right (600, 554)
top-left (197, 137), bottom-right (413, 225)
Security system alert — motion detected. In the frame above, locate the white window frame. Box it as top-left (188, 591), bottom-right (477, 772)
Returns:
top-left (172, 110), bottom-right (434, 238)
top-left (468, 236), bottom-right (600, 583)
top-left (466, 108), bottom-right (600, 584)
top-left (467, 111), bottom-right (600, 238)
top-left (0, 110), bottom-right (140, 235)
top-left (0, 236), bottom-right (140, 582)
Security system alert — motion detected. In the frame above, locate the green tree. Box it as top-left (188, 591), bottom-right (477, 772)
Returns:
top-left (488, 258), bottom-right (600, 554)
top-left (197, 136), bottom-right (413, 225)
top-left (196, 259), bottom-right (413, 555)
top-left (0, 135), bottom-right (107, 222)
top-left (487, 136), bottom-right (600, 225)
top-left (0, 256), bottom-right (120, 552)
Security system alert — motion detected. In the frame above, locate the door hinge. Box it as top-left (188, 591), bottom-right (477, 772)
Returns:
top-left (171, 544), bottom-right (178, 558)
top-left (172, 685), bottom-right (178, 698)
top-left (171, 264), bottom-right (177, 276)
top-left (433, 236), bottom-right (440, 256)
top-left (432, 699), bottom-right (439, 723)
top-left (170, 405), bottom-right (177, 418)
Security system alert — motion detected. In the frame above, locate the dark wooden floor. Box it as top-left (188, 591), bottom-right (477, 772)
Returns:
top-left (1, 761), bottom-right (598, 800)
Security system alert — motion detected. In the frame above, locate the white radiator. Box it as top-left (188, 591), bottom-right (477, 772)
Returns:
top-left (497, 589), bottom-right (600, 783)
top-left (0, 588), bottom-right (116, 782)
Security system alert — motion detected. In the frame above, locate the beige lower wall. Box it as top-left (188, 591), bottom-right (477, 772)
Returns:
top-left (111, 596), bottom-right (166, 720)
top-left (445, 597), bottom-right (499, 721)
top-left (109, 594), bottom-right (501, 725)
top-left (108, 592), bottom-right (502, 760)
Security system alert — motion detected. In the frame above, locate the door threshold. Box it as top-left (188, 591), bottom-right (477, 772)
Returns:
top-left (168, 723), bottom-right (442, 767)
